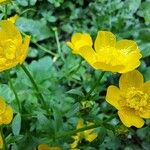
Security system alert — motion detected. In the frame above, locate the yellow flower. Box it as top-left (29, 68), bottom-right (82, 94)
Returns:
top-left (0, 97), bottom-right (13, 125)
top-left (38, 144), bottom-right (61, 150)
top-left (67, 31), bottom-right (142, 73)
top-left (70, 119), bottom-right (97, 149)
top-left (0, 134), bottom-right (3, 149)
top-left (106, 70), bottom-right (150, 128)
top-left (0, 20), bottom-right (30, 72)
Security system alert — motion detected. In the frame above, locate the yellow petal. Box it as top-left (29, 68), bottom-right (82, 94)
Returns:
top-left (2, 106), bottom-right (13, 124)
top-left (70, 136), bottom-right (80, 149)
top-left (0, 134), bottom-right (3, 149)
top-left (93, 61), bottom-right (124, 72)
top-left (118, 107), bottom-right (144, 128)
top-left (0, 98), bottom-right (6, 115)
top-left (38, 144), bottom-right (61, 150)
top-left (19, 35), bottom-right (31, 64)
top-left (78, 46), bottom-right (96, 67)
top-left (84, 132), bottom-right (97, 142)
top-left (142, 81), bottom-right (150, 94)
top-left (67, 33), bottom-right (93, 53)
top-left (94, 31), bottom-right (116, 52)
top-left (121, 52), bottom-right (141, 73)
top-left (119, 70), bottom-right (144, 92)
top-left (106, 85), bottom-right (121, 110)
top-left (116, 40), bottom-right (141, 54)
top-left (71, 33), bottom-right (92, 46)
top-left (140, 106), bottom-right (150, 118)
top-left (7, 14), bottom-right (19, 24)
top-left (77, 118), bottom-right (84, 129)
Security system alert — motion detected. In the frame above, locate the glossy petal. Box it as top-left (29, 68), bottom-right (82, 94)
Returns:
top-left (106, 85), bottom-right (121, 110)
top-left (78, 46), bottom-right (96, 67)
top-left (94, 31), bottom-right (116, 52)
top-left (121, 52), bottom-right (141, 73)
top-left (2, 106), bottom-right (13, 124)
top-left (142, 81), bottom-right (150, 94)
top-left (116, 40), bottom-right (140, 54)
top-left (93, 61), bottom-right (124, 72)
top-left (119, 70), bottom-right (144, 92)
top-left (0, 98), bottom-right (6, 115)
top-left (118, 107), bottom-right (144, 128)
top-left (67, 33), bottom-right (92, 53)
top-left (140, 106), bottom-right (150, 118)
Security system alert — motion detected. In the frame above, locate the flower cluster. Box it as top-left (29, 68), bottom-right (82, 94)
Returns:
top-left (106, 70), bottom-right (150, 128)
top-left (0, 19), bottom-right (30, 72)
top-left (70, 119), bottom-right (97, 149)
top-left (67, 31), bottom-right (141, 73)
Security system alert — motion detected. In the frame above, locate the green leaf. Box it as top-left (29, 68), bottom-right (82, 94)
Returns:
top-left (12, 113), bottom-right (22, 136)
top-left (16, 17), bottom-right (53, 42)
top-left (0, 84), bottom-right (14, 103)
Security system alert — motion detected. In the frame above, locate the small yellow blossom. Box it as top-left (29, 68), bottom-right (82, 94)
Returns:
top-left (70, 119), bottom-right (97, 149)
top-left (67, 31), bottom-right (142, 73)
top-left (0, 134), bottom-right (3, 149)
top-left (106, 70), bottom-right (150, 128)
top-left (0, 20), bottom-right (30, 72)
top-left (0, 97), bottom-right (13, 125)
top-left (38, 144), bottom-right (61, 150)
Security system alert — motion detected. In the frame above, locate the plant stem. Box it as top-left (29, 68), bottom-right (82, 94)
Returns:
top-left (32, 40), bottom-right (57, 57)
top-left (20, 64), bottom-right (46, 107)
top-left (8, 72), bottom-right (22, 112)
top-left (85, 71), bottom-right (105, 99)
top-left (54, 28), bottom-right (65, 62)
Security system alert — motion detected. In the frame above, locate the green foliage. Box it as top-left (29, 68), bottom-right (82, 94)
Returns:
top-left (0, 0), bottom-right (150, 149)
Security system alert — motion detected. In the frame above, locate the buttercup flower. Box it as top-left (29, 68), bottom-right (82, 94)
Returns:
top-left (0, 20), bottom-right (30, 72)
top-left (0, 134), bottom-right (3, 149)
top-left (38, 144), bottom-right (61, 150)
top-left (67, 31), bottom-right (142, 73)
top-left (70, 119), bottom-right (97, 149)
top-left (106, 70), bottom-right (150, 128)
top-left (0, 97), bottom-right (13, 125)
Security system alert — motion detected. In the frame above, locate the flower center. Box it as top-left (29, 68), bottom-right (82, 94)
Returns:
top-left (126, 87), bottom-right (149, 112)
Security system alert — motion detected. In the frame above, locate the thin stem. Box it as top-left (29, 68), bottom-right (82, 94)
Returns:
top-left (8, 72), bottom-right (22, 112)
top-left (54, 28), bottom-right (65, 62)
top-left (32, 40), bottom-right (57, 56)
top-left (20, 64), bottom-right (46, 107)
top-left (85, 71), bottom-right (105, 99)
